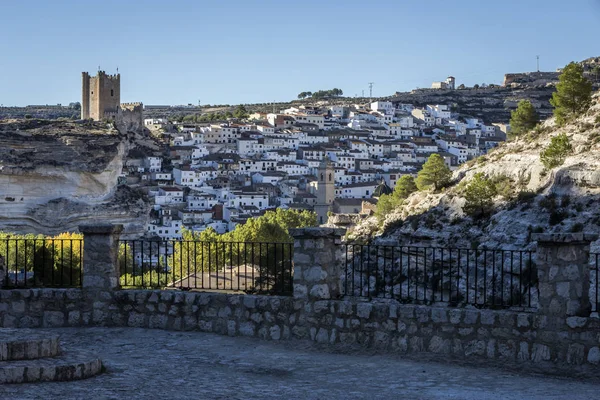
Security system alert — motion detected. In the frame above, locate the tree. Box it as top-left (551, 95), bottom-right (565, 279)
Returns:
top-left (457, 84), bottom-right (466, 90)
top-left (509, 100), bottom-right (539, 137)
top-left (297, 92), bottom-right (307, 99)
top-left (540, 133), bottom-right (572, 170)
top-left (473, 84), bottom-right (480, 89)
top-left (550, 62), bottom-right (593, 125)
top-left (463, 173), bottom-right (497, 217)
top-left (233, 105), bottom-right (249, 119)
top-left (416, 154), bottom-right (452, 191)
top-left (393, 175), bottom-right (417, 199)
top-left (374, 194), bottom-right (398, 224)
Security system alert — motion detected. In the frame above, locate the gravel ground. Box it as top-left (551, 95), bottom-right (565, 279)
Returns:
top-left (1, 327), bottom-right (599, 400)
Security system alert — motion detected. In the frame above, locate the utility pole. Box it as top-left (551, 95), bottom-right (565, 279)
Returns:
top-left (536, 55), bottom-right (540, 72)
top-left (368, 82), bottom-right (374, 98)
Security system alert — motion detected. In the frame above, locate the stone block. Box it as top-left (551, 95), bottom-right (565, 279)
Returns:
top-left (304, 266), bottom-right (328, 283)
top-left (356, 303), bottom-right (372, 319)
top-left (270, 325), bottom-right (281, 340)
top-left (464, 340), bottom-right (486, 357)
top-left (42, 311), bottom-right (64, 328)
top-left (428, 336), bottom-right (450, 354)
top-left (68, 311), bottom-right (81, 326)
top-left (239, 322), bottom-right (255, 337)
top-left (531, 343), bottom-right (551, 362)
top-left (398, 305), bottom-right (415, 319)
top-left (480, 310), bottom-right (495, 326)
top-left (517, 313), bottom-right (530, 328)
top-left (431, 308), bottom-right (448, 323)
top-left (463, 310), bottom-right (479, 325)
top-left (313, 301), bottom-right (330, 314)
top-left (587, 347), bottom-right (600, 364)
top-left (567, 343), bottom-right (585, 365)
top-left (566, 316), bottom-right (588, 329)
top-left (498, 340), bottom-right (516, 360)
top-left (148, 314), bottom-right (168, 329)
top-left (556, 282), bottom-right (570, 299)
top-left (293, 284), bottom-right (308, 299)
top-left (127, 312), bottom-right (145, 328)
top-left (449, 309), bottom-right (462, 324)
top-left (309, 284), bottom-right (330, 300)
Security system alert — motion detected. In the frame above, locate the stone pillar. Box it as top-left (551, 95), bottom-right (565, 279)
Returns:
top-left (533, 233), bottom-right (598, 317)
top-left (79, 224), bottom-right (123, 290)
top-left (289, 228), bottom-right (346, 301)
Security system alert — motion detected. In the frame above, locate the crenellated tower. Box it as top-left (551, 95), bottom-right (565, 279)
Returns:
top-left (81, 71), bottom-right (121, 121)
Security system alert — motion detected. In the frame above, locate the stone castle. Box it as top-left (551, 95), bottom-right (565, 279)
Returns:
top-left (81, 70), bottom-right (143, 132)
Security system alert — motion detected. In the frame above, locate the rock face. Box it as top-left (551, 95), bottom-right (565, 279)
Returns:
top-left (0, 119), bottom-right (150, 235)
top-left (353, 91), bottom-right (600, 253)
top-left (389, 86), bottom-right (557, 123)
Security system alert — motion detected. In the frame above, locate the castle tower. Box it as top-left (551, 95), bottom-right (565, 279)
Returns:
top-left (314, 157), bottom-right (335, 225)
top-left (81, 71), bottom-right (121, 121)
top-left (445, 76), bottom-right (456, 90)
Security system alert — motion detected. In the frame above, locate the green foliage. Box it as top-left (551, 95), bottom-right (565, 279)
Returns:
top-left (463, 173), bottom-right (497, 217)
top-left (540, 133), bottom-right (572, 170)
top-left (0, 232), bottom-right (83, 287)
top-left (550, 62), bottom-right (593, 125)
top-left (491, 175), bottom-right (514, 199)
top-left (163, 209), bottom-right (317, 292)
top-left (416, 154), bottom-right (452, 191)
top-left (233, 105), bottom-right (249, 119)
top-left (393, 175), bottom-right (417, 199)
top-left (298, 88), bottom-right (343, 99)
top-left (374, 194), bottom-right (399, 224)
top-left (509, 100), bottom-right (539, 138)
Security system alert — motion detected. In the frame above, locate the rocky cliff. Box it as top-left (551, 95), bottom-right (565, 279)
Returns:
top-left (350, 91), bottom-right (600, 253)
top-left (389, 86), bottom-right (556, 123)
top-left (0, 119), bottom-right (150, 235)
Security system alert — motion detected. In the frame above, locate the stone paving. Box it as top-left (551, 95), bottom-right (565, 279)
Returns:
top-left (1, 327), bottom-right (599, 400)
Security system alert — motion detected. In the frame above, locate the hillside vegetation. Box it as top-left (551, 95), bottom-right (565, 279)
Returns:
top-left (351, 91), bottom-right (600, 252)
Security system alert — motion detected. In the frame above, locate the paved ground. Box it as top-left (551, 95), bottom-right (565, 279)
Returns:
top-left (1, 327), bottom-right (599, 400)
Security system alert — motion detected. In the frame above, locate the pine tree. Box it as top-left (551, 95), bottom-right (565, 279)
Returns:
top-left (393, 175), bottom-right (417, 199)
top-left (509, 100), bottom-right (539, 137)
top-left (463, 173), bottom-right (497, 217)
top-left (540, 133), bottom-right (572, 170)
top-left (416, 154), bottom-right (452, 191)
top-left (550, 62), bottom-right (593, 125)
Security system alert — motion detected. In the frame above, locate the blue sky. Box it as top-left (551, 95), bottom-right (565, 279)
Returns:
top-left (1, 0), bottom-right (599, 106)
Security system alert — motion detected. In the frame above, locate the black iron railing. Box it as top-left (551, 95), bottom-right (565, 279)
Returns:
top-left (118, 240), bottom-right (293, 295)
top-left (1, 238), bottom-right (83, 288)
top-left (344, 244), bottom-right (537, 308)
top-left (592, 253), bottom-right (599, 314)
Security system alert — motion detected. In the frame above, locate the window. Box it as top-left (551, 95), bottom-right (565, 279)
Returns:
top-left (111, 89), bottom-right (114, 97)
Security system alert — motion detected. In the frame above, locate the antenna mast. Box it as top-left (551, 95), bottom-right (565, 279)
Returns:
top-left (368, 82), bottom-right (374, 98)
top-left (536, 55), bottom-right (540, 72)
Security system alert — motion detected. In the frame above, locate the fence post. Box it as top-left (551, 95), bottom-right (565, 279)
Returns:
top-left (79, 224), bottom-right (123, 290)
top-left (289, 228), bottom-right (346, 300)
top-left (533, 233), bottom-right (598, 317)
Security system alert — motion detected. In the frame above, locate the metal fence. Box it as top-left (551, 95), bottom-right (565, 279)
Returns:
top-left (592, 253), bottom-right (599, 314)
top-left (118, 240), bottom-right (293, 295)
top-left (344, 244), bottom-right (537, 309)
top-left (1, 238), bottom-right (83, 288)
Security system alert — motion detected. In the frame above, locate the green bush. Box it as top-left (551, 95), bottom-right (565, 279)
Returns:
top-left (517, 191), bottom-right (536, 204)
top-left (540, 133), bottom-right (572, 170)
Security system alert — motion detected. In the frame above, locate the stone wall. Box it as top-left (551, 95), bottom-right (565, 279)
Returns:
top-left (1, 226), bottom-right (600, 377)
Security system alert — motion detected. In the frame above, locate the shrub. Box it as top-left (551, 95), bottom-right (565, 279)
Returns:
top-left (517, 191), bottom-right (536, 204)
top-left (463, 173), bottom-right (497, 217)
top-left (540, 133), bottom-right (572, 170)
top-left (549, 209), bottom-right (568, 226)
top-left (570, 223), bottom-right (584, 232)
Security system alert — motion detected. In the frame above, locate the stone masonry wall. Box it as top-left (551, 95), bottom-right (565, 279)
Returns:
top-left (1, 227), bottom-right (599, 378)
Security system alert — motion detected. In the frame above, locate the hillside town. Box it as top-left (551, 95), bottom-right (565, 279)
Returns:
top-left (128, 98), bottom-right (509, 240)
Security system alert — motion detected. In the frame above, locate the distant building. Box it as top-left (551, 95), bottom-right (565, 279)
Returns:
top-left (431, 76), bottom-right (455, 90)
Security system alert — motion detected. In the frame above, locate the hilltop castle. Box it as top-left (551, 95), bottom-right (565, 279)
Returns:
top-left (81, 70), bottom-right (143, 132)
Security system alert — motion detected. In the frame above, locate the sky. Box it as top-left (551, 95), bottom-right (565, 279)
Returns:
top-left (1, 0), bottom-right (599, 106)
